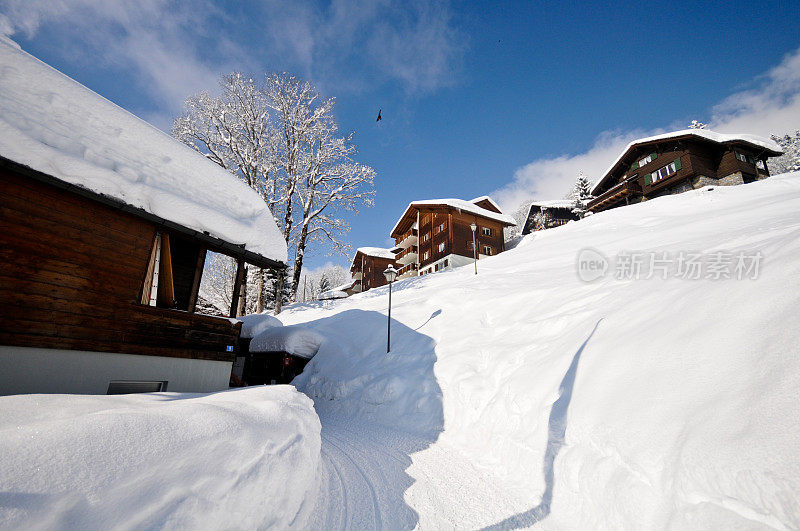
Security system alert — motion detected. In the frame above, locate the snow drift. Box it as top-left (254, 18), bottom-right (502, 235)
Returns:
top-left (250, 325), bottom-right (326, 359)
top-left (0, 387), bottom-right (321, 529)
top-left (285, 172), bottom-right (800, 529)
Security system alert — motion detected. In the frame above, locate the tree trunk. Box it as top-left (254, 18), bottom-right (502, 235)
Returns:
top-left (273, 271), bottom-right (284, 314)
top-left (290, 223), bottom-right (310, 300)
top-left (256, 268), bottom-right (265, 313)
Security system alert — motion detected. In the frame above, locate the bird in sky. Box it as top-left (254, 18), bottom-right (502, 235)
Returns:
top-left (376, 109), bottom-right (382, 122)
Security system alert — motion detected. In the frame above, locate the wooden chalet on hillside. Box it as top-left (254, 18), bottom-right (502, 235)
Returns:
top-left (521, 200), bottom-right (580, 234)
top-left (0, 41), bottom-right (287, 395)
top-left (589, 129), bottom-right (783, 213)
top-left (390, 196), bottom-right (515, 278)
top-left (350, 247), bottom-right (399, 292)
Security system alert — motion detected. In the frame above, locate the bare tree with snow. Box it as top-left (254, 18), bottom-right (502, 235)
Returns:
top-left (688, 120), bottom-right (708, 129)
top-left (265, 74), bottom-right (375, 302)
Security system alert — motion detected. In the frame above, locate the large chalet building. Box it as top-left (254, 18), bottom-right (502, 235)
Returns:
top-left (589, 130), bottom-right (783, 213)
top-left (350, 247), bottom-right (399, 292)
top-left (390, 196), bottom-right (515, 278)
top-left (0, 41), bottom-right (286, 395)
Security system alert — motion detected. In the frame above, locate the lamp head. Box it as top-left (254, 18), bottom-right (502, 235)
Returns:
top-left (383, 265), bottom-right (398, 283)
top-left (470, 222), bottom-right (477, 232)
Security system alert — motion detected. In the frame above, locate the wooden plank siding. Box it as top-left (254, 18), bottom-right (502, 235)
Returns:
top-left (416, 207), bottom-right (506, 269)
top-left (0, 167), bottom-right (240, 362)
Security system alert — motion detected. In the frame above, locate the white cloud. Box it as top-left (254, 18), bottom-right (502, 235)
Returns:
top-left (0, 0), bottom-right (465, 118)
top-left (492, 46), bottom-right (800, 212)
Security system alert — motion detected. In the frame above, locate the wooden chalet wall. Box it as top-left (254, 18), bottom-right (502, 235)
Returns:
top-left (0, 167), bottom-right (241, 362)
top-left (354, 253), bottom-right (396, 290)
top-left (417, 207), bottom-right (505, 270)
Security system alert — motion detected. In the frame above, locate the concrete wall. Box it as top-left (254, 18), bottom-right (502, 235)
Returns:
top-left (0, 346), bottom-right (232, 396)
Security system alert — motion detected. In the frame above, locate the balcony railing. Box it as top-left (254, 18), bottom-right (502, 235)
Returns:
top-left (396, 245), bottom-right (418, 265)
top-left (397, 228), bottom-right (418, 249)
top-left (588, 178), bottom-right (642, 211)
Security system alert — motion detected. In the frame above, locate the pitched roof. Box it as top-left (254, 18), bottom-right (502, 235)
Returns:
top-left (354, 247), bottom-right (397, 260)
top-left (592, 129), bottom-right (784, 195)
top-left (390, 197), bottom-right (515, 237)
top-left (0, 38), bottom-right (287, 264)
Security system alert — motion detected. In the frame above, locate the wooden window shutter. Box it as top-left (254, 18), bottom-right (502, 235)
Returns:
top-left (674, 157), bottom-right (682, 170)
top-left (631, 161), bottom-right (639, 170)
top-left (651, 151), bottom-right (658, 160)
top-left (644, 173), bottom-right (652, 185)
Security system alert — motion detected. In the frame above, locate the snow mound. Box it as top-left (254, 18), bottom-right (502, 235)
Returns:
top-left (283, 172), bottom-right (800, 528)
top-left (238, 313), bottom-right (283, 339)
top-left (250, 325), bottom-right (325, 359)
top-left (0, 387), bottom-right (320, 529)
top-left (0, 39), bottom-right (286, 263)
top-left (355, 247), bottom-right (397, 260)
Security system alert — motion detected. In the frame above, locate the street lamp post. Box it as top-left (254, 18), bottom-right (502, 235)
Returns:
top-left (470, 222), bottom-right (478, 275)
top-left (383, 265), bottom-right (398, 353)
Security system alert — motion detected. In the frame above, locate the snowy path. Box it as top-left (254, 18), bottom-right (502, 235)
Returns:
top-left (306, 417), bottom-right (535, 530)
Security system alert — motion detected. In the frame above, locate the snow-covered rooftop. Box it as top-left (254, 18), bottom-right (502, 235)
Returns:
top-left (354, 247), bottom-right (397, 260)
top-left (249, 325), bottom-right (325, 359)
top-left (469, 195), bottom-right (503, 212)
top-left (593, 129), bottom-right (784, 195)
top-left (529, 199), bottom-right (575, 209)
top-left (391, 197), bottom-right (515, 236)
top-left (318, 281), bottom-right (355, 300)
top-left (0, 38), bottom-right (287, 263)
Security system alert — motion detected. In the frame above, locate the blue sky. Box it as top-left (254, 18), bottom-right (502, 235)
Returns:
top-left (2, 0), bottom-right (800, 271)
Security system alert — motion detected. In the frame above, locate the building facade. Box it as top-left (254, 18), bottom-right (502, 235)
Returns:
top-left (589, 130), bottom-right (783, 214)
top-left (390, 196), bottom-right (515, 278)
top-left (521, 200), bottom-right (581, 234)
top-left (350, 247), bottom-right (399, 292)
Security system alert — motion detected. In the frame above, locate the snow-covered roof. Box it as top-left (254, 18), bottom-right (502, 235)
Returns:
top-left (470, 195), bottom-right (503, 212)
top-left (249, 325), bottom-right (325, 359)
top-left (0, 38), bottom-right (287, 263)
top-left (238, 313), bottom-right (284, 339)
top-left (354, 247), bottom-right (397, 260)
top-left (529, 199), bottom-right (575, 209)
top-left (318, 281), bottom-right (355, 300)
top-left (592, 129), bottom-right (784, 195)
top-left (391, 197), bottom-right (515, 236)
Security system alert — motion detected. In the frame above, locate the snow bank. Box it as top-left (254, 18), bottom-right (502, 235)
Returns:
top-left (0, 39), bottom-right (286, 263)
top-left (0, 387), bottom-right (320, 529)
top-left (284, 173), bottom-right (800, 528)
top-left (238, 312), bottom-right (283, 339)
top-left (250, 325), bottom-right (325, 359)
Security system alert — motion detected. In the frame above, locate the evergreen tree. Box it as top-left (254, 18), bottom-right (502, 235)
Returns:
top-left (570, 172), bottom-right (595, 218)
top-left (770, 131), bottom-right (800, 174)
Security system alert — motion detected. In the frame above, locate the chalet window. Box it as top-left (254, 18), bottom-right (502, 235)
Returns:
top-left (437, 222), bottom-right (446, 233)
top-left (481, 227), bottom-right (492, 236)
top-left (735, 151), bottom-right (755, 164)
top-left (482, 245), bottom-right (493, 255)
top-left (645, 158), bottom-right (682, 185)
top-left (438, 242), bottom-right (445, 253)
top-left (635, 152), bottom-right (657, 169)
top-left (444, 259), bottom-right (449, 267)
top-left (423, 250), bottom-right (430, 260)
top-left (423, 232), bottom-right (430, 242)
top-left (141, 232), bottom-right (205, 311)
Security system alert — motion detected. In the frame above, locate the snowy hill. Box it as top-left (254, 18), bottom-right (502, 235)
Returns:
top-left (282, 172), bottom-right (800, 529)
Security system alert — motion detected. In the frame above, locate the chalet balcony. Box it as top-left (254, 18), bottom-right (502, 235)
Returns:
top-left (396, 245), bottom-right (418, 265)
top-left (352, 271), bottom-right (362, 280)
top-left (398, 263), bottom-right (418, 279)
top-left (588, 178), bottom-right (642, 212)
top-left (397, 227), bottom-right (418, 249)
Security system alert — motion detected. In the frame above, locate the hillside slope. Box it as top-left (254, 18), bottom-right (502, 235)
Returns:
top-left (285, 173), bottom-right (800, 529)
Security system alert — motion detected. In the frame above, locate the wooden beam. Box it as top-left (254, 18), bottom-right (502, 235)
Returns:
top-left (230, 257), bottom-right (245, 318)
top-left (157, 232), bottom-right (175, 307)
top-left (187, 247), bottom-right (207, 313)
top-left (140, 232), bottom-right (159, 305)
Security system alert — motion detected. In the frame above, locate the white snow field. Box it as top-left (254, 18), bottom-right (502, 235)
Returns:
top-left (283, 172), bottom-right (800, 529)
top-left (1, 173), bottom-right (799, 530)
top-left (0, 387), bottom-right (321, 529)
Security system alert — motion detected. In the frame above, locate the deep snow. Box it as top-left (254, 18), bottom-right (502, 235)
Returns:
top-left (0, 387), bottom-right (320, 529)
top-left (285, 172), bottom-right (800, 529)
